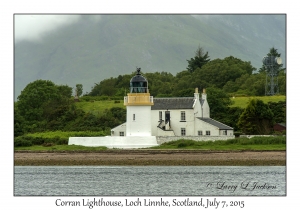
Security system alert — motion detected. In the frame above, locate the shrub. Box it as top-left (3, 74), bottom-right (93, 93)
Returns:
top-left (234, 132), bottom-right (242, 137)
top-left (14, 137), bottom-right (33, 147)
top-left (42, 142), bottom-right (55, 147)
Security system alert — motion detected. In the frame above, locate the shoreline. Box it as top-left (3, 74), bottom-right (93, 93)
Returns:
top-left (14, 150), bottom-right (286, 166)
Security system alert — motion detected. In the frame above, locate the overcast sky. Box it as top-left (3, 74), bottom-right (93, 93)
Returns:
top-left (14, 15), bottom-right (83, 43)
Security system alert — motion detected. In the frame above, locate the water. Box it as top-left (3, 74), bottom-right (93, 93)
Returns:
top-left (14, 166), bottom-right (286, 196)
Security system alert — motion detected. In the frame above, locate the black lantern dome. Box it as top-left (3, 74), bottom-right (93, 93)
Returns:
top-left (130, 68), bottom-right (148, 93)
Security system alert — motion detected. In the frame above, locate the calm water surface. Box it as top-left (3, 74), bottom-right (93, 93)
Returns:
top-left (14, 166), bottom-right (286, 196)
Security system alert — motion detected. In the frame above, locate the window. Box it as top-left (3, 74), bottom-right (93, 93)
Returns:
top-left (119, 132), bottom-right (124, 136)
top-left (181, 111), bottom-right (186, 121)
top-left (206, 131), bottom-right (210, 136)
top-left (159, 111), bottom-right (162, 121)
top-left (133, 114), bottom-right (135, 121)
top-left (198, 131), bottom-right (203, 136)
top-left (223, 130), bottom-right (227, 135)
top-left (181, 128), bottom-right (186, 136)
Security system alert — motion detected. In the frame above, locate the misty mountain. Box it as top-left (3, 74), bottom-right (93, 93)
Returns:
top-left (14, 14), bottom-right (286, 100)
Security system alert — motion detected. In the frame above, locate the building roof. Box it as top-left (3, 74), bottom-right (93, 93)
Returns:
top-left (151, 97), bottom-right (195, 110)
top-left (197, 117), bottom-right (233, 130)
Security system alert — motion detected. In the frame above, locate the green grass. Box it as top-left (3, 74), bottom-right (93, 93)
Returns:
top-left (15, 137), bottom-right (286, 152)
top-left (74, 95), bottom-right (286, 114)
top-left (230, 95), bottom-right (286, 108)
top-left (75, 100), bottom-right (125, 115)
top-left (14, 145), bottom-right (108, 151)
top-left (150, 137), bottom-right (286, 151)
top-left (25, 130), bottom-right (107, 138)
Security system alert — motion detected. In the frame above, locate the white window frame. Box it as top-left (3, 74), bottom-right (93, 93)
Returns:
top-left (198, 131), bottom-right (203, 136)
top-left (206, 130), bottom-right (210, 136)
top-left (119, 131), bottom-right (124, 136)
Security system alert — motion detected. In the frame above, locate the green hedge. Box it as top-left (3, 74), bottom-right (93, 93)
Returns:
top-left (14, 131), bottom-right (107, 147)
top-left (14, 136), bottom-right (68, 147)
top-left (161, 136), bottom-right (286, 148)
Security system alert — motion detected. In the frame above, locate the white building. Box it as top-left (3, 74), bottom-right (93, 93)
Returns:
top-left (112, 70), bottom-right (234, 138)
top-left (69, 68), bottom-right (234, 148)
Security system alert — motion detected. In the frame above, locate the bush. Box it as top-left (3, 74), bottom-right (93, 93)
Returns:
top-left (234, 132), bottom-right (242, 137)
top-left (14, 137), bottom-right (33, 147)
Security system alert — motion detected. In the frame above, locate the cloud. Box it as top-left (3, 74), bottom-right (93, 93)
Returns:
top-left (14, 15), bottom-right (82, 43)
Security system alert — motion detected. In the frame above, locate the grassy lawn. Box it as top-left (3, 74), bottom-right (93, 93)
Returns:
top-left (75, 100), bottom-right (125, 115)
top-left (150, 144), bottom-right (285, 151)
top-left (230, 95), bottom-right (286, 108)
top-left (14, 138), bottom-right (286, 152)
top-left (74, 96), bottom-right (286, 113)
top-left (14, 145), bottom-right (108, 151)
top-left (150, 138), bottom-right (286, 151)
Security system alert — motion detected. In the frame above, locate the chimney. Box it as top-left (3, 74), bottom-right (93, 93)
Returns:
top-left (194, 87), bottom-right (199, 99)
top-left (202, 88), bottom-right (207, 100)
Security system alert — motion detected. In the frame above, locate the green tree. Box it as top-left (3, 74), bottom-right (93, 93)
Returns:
top-left (259, 47), bottom-right (284, 73)
top-left (17, 80), bottom-right (60, 122)
top-left (267, 100), bottom-right (286, 124)
top-left (237, 99), bottom-right (274, 134)
top-left (16, 80), bottom-right (75, 132)
top-left (194, 56), bottom-right (255, 89)
top-left (14, 103), bottom-right (25, 137)
top-left (206, 87), bottom-right (233, 121)
top-left (186, 46), bottom-right (210, 73)
top-left (75, 84), bottom-right (83, 97)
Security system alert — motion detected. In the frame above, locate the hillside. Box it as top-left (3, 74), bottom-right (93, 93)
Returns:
top-left (14, 14), bottom-right (286, 100)
top-left (75, 95), bottom-right (286, 113)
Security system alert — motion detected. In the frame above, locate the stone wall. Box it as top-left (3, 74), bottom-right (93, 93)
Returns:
top-left (156, 136), bottom-right (235, 144)
top-left (239, 135), bottom-right (285, 139)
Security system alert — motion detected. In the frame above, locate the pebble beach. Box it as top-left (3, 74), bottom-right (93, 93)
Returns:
top-left (14, 150), bottom-right (286, 166)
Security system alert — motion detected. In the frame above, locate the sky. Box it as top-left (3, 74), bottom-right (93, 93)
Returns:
top-left (14, 15), bottom-right (82, 43)
top-left (14, 15), bottom-right (105, 43)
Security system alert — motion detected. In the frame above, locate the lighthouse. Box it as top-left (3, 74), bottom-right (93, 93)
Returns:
top-left (124, 67), bottom-right (154, 136)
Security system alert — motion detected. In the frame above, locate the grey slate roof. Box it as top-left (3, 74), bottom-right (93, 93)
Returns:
top-left (151, 97), bottom-right (195, 110)
top-left (197, 118), bottom-right (233, 130)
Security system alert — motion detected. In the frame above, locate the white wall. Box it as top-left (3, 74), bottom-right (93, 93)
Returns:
top-left (201, 93), bottom-right (210, 118)
top-left (126, 105), bottom-right (152, 136)
top-left (69, 136), bottom-right (158, 149)
top-left (111, 123), bottom-right (126, 136)
top-left (156, 136), bottom-right (235, 144)
top-left (194, 119), bottom-right (219, 136)
top-left (151, 109), bottom-right (197, 136)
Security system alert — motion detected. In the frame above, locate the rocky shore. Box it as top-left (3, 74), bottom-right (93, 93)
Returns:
top-left (14, 150), bottom-right (286, 166)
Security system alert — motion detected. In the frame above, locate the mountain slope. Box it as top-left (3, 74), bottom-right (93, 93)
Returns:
top-left (14, 14), bottom-right (286, 99)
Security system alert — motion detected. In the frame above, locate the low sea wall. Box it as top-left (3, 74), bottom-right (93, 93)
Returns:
top-left (69, 136), bottom-right (158, 149)
top-left (156, 136), bottom-right (235, 144)
top-left (240, 135), bottom-right (285, 139)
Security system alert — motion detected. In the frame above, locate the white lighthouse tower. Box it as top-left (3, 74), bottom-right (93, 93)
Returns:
top-left (124, 68), bottom-right (154, 136)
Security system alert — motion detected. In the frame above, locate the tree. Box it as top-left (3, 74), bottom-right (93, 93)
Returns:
top-left (14, 103), bottom-right (25, 137)
top-left (75, 84), bottom-right (83, 97)
top-left (237, 99), bottom-right (274, 134)
top-left (206, 87), bottom-right (233, 121)
top-left (259, 47), bottom-right (284, 73)
top-left (186, 46), bottom-right (210, 73)
top-left (16, 80), bottom-right (75, 132)
top-left (193, 56), bottom-right (255, 89)
top-left (17, 80), bottom-right (60, 122)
